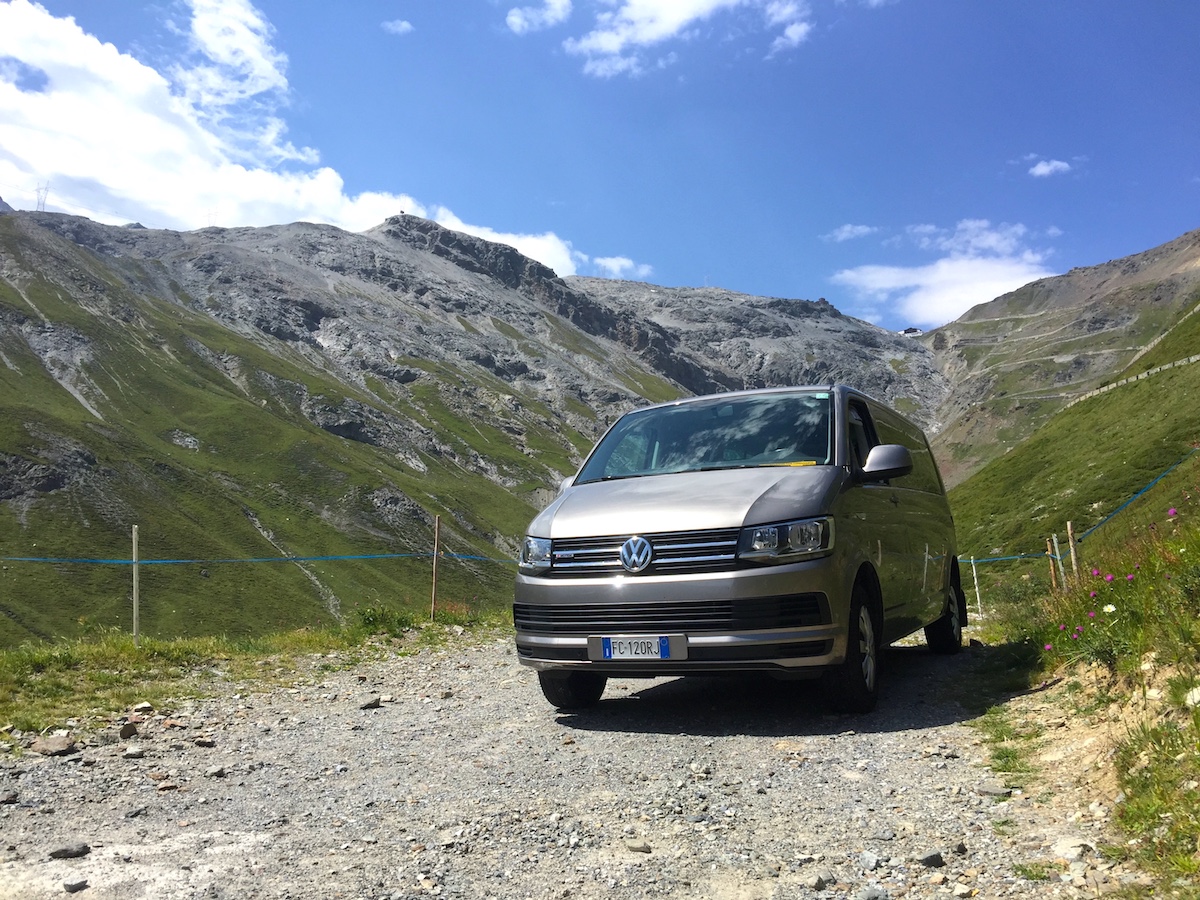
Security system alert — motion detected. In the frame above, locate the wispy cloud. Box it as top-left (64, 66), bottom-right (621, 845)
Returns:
top-left (507, 0), bottom-right (573, 35)
top-left (831, 220), bottom-right (1058, 328)
top-left (823, 224), bottom-right (878, 243)
top-left (593, 256), bottom-right (655, 279)
top-left (506, 0), bottom-right (819, 76)
top-left (382, 20), bottom-right (414, 36)
top-left (0, 0), bottom-right (628, 280)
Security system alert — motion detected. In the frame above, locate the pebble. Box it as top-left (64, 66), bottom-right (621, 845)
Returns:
top-left (48, 844), bottom-right (90, 860)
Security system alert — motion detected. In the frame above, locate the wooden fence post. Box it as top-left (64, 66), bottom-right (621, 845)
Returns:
top-left (970, 556), bottom-right (982, 620)
top-left (1067, 521), bottom-right (1079, 584)
top-left (1051, 534), bottom-right (1067, 589)
top-left (132, 524), bottom-right (140, 648)
top-left (430, 515), bottom-right (441, 622)
top-left (1046, 538), bottom-right (1058, 591)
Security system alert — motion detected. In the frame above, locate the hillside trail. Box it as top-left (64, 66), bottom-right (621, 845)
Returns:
top-left (0, 626), bottom-right (1157, 899)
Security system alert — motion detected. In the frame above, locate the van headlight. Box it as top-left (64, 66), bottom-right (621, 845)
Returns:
top-left (518, 536), bottom-right (553, 573)
top-left (739, 517), bottom-right (834, 563)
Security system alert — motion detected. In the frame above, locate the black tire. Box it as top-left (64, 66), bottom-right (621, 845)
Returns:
top-left (537, 670), bottom-right (607, 710)
top-left (925, 570), bottom-right (966, 655)
top-left (826, 579), bottom-right (880, 714)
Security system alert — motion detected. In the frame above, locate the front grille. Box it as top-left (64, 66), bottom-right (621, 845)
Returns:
top-left (513, 593), bottom-right (827, 635)
top-left (549, 529), bottom-right (740, 577)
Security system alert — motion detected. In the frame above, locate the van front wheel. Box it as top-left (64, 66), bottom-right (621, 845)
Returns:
top-left (538, 670), bottom-right (607, 709)
top-left (826, 580), bottom-right (879, 713)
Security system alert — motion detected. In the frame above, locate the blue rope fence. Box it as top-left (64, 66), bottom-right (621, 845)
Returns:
top-left (0, 551), bottom-right (518, 566)
top-left (968, 446), bottom-right (1198, 566)
top-left (3, 448), bottom-right (1195, 571)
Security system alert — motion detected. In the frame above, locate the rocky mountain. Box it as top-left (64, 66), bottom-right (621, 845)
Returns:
top-left (2, 197), bottom-right (1197, 645)
top-left (0, 205), bottom-right (943, 645)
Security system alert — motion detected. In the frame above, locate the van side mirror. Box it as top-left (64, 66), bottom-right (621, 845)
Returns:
top-left (559, 475), bottom-right (575, 493)
top-left (860, 444), bottom-right (913, 482)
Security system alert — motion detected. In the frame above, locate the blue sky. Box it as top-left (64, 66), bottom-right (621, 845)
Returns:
top-left (1, 1), bottom-right (1197, 330)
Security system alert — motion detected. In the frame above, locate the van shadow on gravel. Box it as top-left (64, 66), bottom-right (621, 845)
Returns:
top-left (554, 639), bottom-right (1040, 739)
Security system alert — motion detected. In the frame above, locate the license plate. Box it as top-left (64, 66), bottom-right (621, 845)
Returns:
top-left (601, 636), bottom-right (670, 660)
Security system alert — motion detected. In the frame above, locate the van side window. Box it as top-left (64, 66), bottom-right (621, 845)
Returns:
top-left (847, 402), bottom-right (877, 468)
top-left (874, 413), bottom-right (943, 493)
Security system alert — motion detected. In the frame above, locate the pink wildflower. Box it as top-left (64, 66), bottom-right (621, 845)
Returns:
top-left (1044, 644), bottom-right (1053, 651)
top-left (1168, 508), bottom-right (1178, 517)
top-left (1127, 573), bottom-right (1135, 581)
top-left (1105, 574), bottom-right (1114, 582)
top-left (1088, 610), bottom-right (1096, 618)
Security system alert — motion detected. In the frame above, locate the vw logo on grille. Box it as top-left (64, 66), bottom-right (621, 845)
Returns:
top-left (619, 536), bottom-right (653, 573)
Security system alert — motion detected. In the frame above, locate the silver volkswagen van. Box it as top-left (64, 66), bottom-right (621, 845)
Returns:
top-left (514, 385), bottom-right (966, 713)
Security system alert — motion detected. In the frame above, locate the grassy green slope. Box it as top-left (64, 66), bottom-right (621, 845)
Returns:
top-left (929, 279), bottom-right (1200, 488)
top-left (0, 235), bottom-right (560, 647)
top-left (1120, 289), bottom-right (1200, 375)
top-left (949, 360), bottom-right (1200, 558)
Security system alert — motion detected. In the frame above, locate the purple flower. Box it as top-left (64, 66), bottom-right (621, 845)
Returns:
top-left (1088, 610), bottom-right (1096, 618)
top-left (1126, 574), bottom-right (1135, 581)
top-left (1105, 574), bottom-right (1115, 582)
top-left (1091, 568), bottom-right (1101, 577)
top-left (1059, 624), bottom-right (1067, 631)
top-left (1089, 591), bottom-right (1097, 598)
top-left (1168, 508), bottom-right (1178, 517)
top-left (1071, 633), bottom-right (1079, 640)
top-left (1044, 644), bottom-right (1053, 651)
top-left (1076, 625), bottom-right (1085, 632)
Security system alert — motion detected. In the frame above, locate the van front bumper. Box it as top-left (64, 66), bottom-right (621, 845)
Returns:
top-left (513, 556), bottom-right (849, 677)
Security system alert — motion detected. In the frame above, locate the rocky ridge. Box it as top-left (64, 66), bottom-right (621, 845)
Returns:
top-left (0, 205), bottom-right (952, 642)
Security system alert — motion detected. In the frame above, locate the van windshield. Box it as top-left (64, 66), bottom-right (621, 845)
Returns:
top-left (576, 392), bottom-right (832, 484)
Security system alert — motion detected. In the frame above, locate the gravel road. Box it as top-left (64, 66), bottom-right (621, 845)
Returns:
top-left (0, 629), bottom-right (1148, 899)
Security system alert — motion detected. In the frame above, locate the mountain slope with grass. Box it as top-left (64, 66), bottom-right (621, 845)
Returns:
top-left (0, 207), bottom-right (942, 647)
top-left (923, 228), bottom-right (1200, 486)
top-left (949, 356), bottom-right (1200, 560)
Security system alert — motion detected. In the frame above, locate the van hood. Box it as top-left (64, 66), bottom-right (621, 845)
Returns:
top-left (529, 466), bottom-right (844, 538)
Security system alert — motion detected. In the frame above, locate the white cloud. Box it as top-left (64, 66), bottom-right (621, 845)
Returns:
top-left (831, 220), bottom-right (1058, 328)
top-left (560, 0), bottom-right (815, 76)
top-left (906, 219), bottom-right (1030, 256)
top-left (0, 0), bottom-right (637, 280)
top-left (507, 0), bottom-right (572, 35)
top-left (1029, 158), bottom-right (1071, 177)
top-left (823, 224), bottom-right (878, 243)
top-left (175, 0), bottom-right (288, 105)
top-left (593, 256), bottom-right (654, 279)
top-left (382, 20), bottom-right (414, 36)
top-left (768, 21), bottom-right (813, 55)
